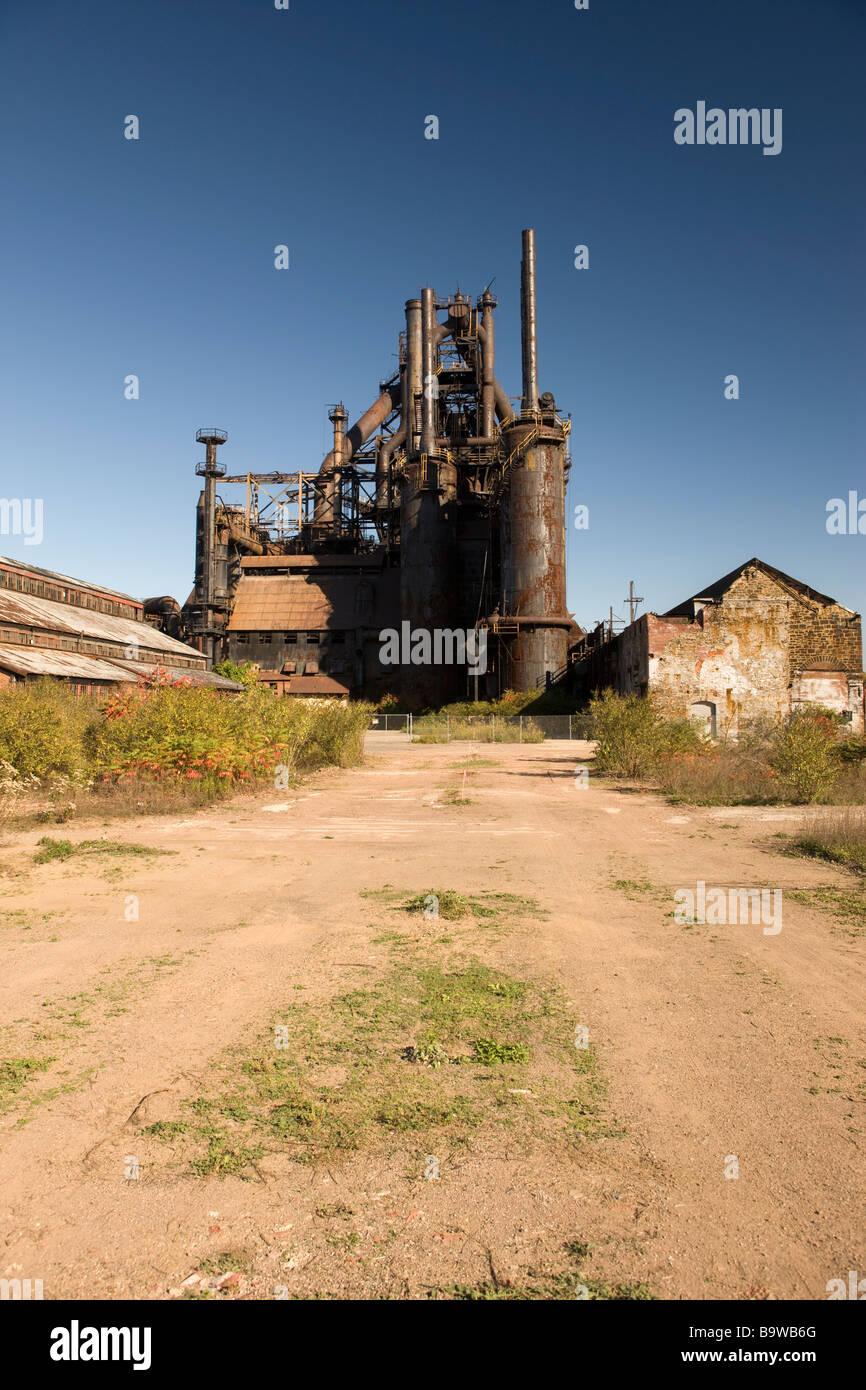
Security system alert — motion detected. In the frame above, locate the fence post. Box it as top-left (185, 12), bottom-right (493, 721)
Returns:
top-left (519, 715), bottom-right (523, 743)
top-left (569, 714), bottom-right (572, 740)
top-left (447, 711), bottom-right (450, 742)
top-left (491, 713), bottom-right (495, 743)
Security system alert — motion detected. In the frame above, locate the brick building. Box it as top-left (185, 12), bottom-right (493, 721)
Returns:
top-left (571, 559), bottom-right (864, 737)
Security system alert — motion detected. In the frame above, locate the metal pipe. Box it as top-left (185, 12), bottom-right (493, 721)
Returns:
top-left (476, 324), bottom-right (514, 425)
top-left (376, 422), bottom-right (406, 507)
top-left (329, 402), bottom-right (348, 533)
top-left (421, 286), bottom-right (438, 455)
top-left (520, 227), bottom-right (539, 413)
top-left (480, 289), bottom-right (496, 436)
top-left (405, 298), bottom-right (423, 459)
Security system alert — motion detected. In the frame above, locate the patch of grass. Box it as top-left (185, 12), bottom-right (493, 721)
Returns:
top-left (789, 885), bottom-right (866, 937)
top-left (34, 836), bottom-right (172, 864)
top-left (144, 946), bottom-right (605, 1175)
top-left (430, 1242), bottom-right (654, 1300)
top-left (611, 877), bottom-right (667, 903)
top-left (471, 1039), bottom-right (531, 1065)
top-left (0, 1055), bottom-right (54, 1107)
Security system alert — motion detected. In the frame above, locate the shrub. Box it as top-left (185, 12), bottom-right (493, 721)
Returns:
top-left (0, 679), bottom-right (93, 780)
top-left (0, 673), bottom-right (371, 807)
top-left (589, 690), bottom-right (701, 778)
top-left (768, 711), bottom-right (841, 803)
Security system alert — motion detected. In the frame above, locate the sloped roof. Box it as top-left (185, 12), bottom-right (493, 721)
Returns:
top-left (0, 646), bottom-right (137, 682)
top-left (283, 674), bottom-right (349, 696)
top-left (0, 589), bottom-right (206, 660)
top-left (664, 558), bottom-right (845, 618)
top-left (0, 646), bottom-right (243, 690)
top-left (227, 575), bottom-right (371, 630)
top-left (0, 555), bottom-right (140, 606)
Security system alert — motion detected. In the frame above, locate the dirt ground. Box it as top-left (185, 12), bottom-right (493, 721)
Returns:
top-left (1, 733), bottom-right (863, 1301)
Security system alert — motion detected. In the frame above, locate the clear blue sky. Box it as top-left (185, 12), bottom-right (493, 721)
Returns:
top-left (1, 0), bottom-right (863, 633)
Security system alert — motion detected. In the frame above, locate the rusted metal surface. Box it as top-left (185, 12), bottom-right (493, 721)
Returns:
top-left (499, 416), bottom-right (569, 691)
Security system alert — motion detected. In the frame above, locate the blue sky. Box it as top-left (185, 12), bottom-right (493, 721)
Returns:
top-left (1, 0), bottom-right (863, 633)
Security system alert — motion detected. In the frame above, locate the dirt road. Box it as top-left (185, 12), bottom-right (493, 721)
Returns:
top-left (1, 735), bottom-right (863, 1299)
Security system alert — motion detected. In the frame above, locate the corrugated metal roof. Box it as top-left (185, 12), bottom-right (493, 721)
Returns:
top-left (0, 555), bottom-right (140, 605)
top-left (227, 574), bottom-right (383, 631)
top-left (0, 590), bottom-right (205, 660)
top-left (0, 646), bottom-right (243, 690)
top-left (108, 660), bottom-right (244, 691)
top-left (0, 646), bottom-right (135, 681)
top-left (228, 576), bottom-right (347, 629)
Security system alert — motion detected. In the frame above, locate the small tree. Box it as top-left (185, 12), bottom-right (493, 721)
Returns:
top-left (769, 711), bottom-right (840, 803)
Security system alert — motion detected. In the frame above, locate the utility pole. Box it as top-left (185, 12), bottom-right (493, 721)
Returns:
top-left (623, 580), bottom-right (644, 625)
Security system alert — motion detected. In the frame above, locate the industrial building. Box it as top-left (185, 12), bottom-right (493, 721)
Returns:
top-left (174, 230), bottom-right (579, 705)
top-left (570, 558), bottom-right (864, 737)
top-left (0, 556), bottom-right (241, 694)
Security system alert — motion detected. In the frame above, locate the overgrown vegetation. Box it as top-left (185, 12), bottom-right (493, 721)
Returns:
top-left (0, 675), bottom-right (371, 821)
top-left (787, 808), bottom-right (866, 871)
top-left (590, 692), bottom-right (865, 805)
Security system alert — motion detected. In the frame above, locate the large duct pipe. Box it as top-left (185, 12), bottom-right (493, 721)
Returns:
top-left (479, 289), bottom-right (496, 437)
top-left (315, 385), bottom-right (399, 526)
top-left (318, 387), bottom-right (399, 476)
top-left (520, 228), bottom-right (539, 414)
top-left (420, 287), bottom-right (438, 455)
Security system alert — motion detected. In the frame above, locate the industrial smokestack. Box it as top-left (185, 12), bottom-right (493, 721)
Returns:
top-left (520, 228), bottom-right (539, 414)
top-left (328, 402), bottom-right (348, 533)
top-left (420, 286), bottom-right (437, 455)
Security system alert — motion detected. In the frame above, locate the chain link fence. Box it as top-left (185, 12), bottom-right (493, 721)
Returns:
top-left (410, 713), bottom-right (595, 743)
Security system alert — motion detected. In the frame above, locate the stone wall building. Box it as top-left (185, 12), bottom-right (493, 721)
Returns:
top-left (571, 559), bottom-right (864, 738)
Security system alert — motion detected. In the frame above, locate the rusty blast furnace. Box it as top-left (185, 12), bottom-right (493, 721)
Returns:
top-left (184, 230), bottom-right (574, 704)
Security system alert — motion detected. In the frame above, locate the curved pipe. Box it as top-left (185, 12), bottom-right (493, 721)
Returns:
top-left (474, 325), bottom-right (515, 425)
top-left (318, 386), bottom-right (401, 475)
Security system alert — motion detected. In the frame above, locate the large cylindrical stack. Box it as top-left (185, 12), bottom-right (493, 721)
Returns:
top-left (499, 231), bottom-right (570, 690)
top-left (499, 416), bottom-right (570, 689)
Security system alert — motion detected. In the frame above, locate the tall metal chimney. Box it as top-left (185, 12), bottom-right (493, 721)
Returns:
top-left (520, 228), bottom-right (539, 414)
top-left (194, 427), bottom-right (228, 666)
top-left (328, 401), bottom-right (348, 534)
top-left (420, 287), bottom-right (437, 455)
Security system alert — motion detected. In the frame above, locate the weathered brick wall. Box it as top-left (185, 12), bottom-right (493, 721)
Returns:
top-left (647, 583), bottom-right (791, 735)
top-left (788, 604), bottom-right (862, 676)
